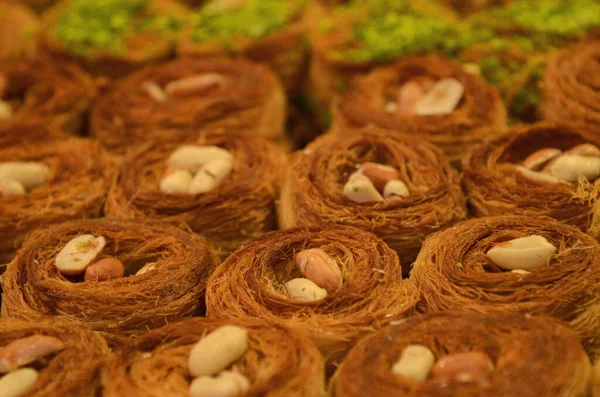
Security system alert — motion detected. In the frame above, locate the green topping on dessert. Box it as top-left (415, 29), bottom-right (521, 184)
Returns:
top-left (504, 0), bottom-right (600, 37)
top-left (191, 0), bottom-right (303, 46)
top-left (330, 0), bottom-right (472, 63)
top-left (52, 0), bottom-right (182, 57)
top-left (471, 0), bottom-right (600, 50)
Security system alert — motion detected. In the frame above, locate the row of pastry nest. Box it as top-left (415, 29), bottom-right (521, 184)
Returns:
top-left (1, 35), bottom-right (600, 261)
top-left (1, 213), bottom-right (600, 397)
top-left (2, 0), bottom-right (599, 127)
top-left (1, 58), bottom-right (600, 395)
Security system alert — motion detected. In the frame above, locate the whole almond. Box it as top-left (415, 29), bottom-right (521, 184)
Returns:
top-left (0, 162), bottom-right (49, 191)
top-left (0, 335), bottom-right (65, 374)
top-left (397, 81), bottom-right (426, 115)
top-left (0, 368), bottom-right (38, 397)
top-left (343, 178), bottom-right (384, 203)
top-left (294, 248), bottom-right (342, 293)
top-left (415, 78), bottom-right (464, 115)
top-left (432, 352), bottom-right (494, 384)
top-left (359, 162), bottom-right (400, 191)
top-left (284, 278), bottom-right (328, 302)
top-left (391, 344), bottom-right (435, 382)
top-left (165, 73), bottom-right (226, 97)
top-left (84, 257), bottom-right (125, 282)
top-left (167, 145), bottom-right (233, 174)
top-left (486, 235), bottom-right (556, 271)
top-left (54, 235), bottom-right (106, 276)
top-left (188, 326), bottom-right (248, 377)
top-left (521, 148), bottom-right (562, 171)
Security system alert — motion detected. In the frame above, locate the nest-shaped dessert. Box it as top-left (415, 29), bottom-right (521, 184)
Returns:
top-left (333, 55), bottom-right (507, 163)
top-left (101, 317), bottom-right (326, 397)
top-left (331, 312), bottom-right (592, 397)
top-left (0, 2), bottom-right (38, 61)
top-left (1, 218), bottom-right (219, 346)
top-left (461, 0), bottom-right (600, 121)
top-left (463, 122), bottom-right (600, 237)
top-left (0, 137), bottom-right (112, 264)
top-left (540, 40), bottom-right (600, 130)
top-left (278, 127), bottom-right (467, 271)
top-left (410, 215), bottom-right (600, 357)
top-left (205, 226), bottom-right (419, 363)
top-left (308, 0), bottom-right (462, 125)
top-left (39, 0), bottom-right (188, 78)
top-left (177, 0), bottom-right (313, 95)
top-left (105, 131), bottom-right (285, 256)
top-left (0, 317), bottom-right (109, 396)
top-left (90, 57), bottom-right (286, 153)
top-left (0, 58), bottom-right (95, 134)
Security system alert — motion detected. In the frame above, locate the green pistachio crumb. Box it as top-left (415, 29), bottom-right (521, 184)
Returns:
top-left (191, 0), bottom-right (304, 46)
top-left (52, 0), bottom-right (182, 57)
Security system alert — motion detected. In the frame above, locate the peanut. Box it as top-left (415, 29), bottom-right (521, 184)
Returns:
top-left (142, 81), bottom-right (167, 103)
top-left (284, 278), bottom-right (328, 302)
top-left (544, 154), bottom-right (600, 183)
top-left (486, 235), bottom-right (556, 271)
top-left (415, 78), bottom-right (464, 116)
top-left (359, 162), bottom-right (400, 191)
top-left (189, 158), bottom-right (234, 194)
top-left (397, 81), bottom-right (425, 115)
top-left (189, 374), bottom-right (244, 397)
top-left (0, 179), bottom-right (25, 196)
top-left (343, 178), bottom-right (383, 203)
top-left (516, 166), bottom-right (563, 184)
top-left (0, 100), bottom-right (12, 119)
top-left (391, 344), bottom-right (435, 382)
top-left (294, 248), bottom-right (342, 293)
top-left (565, 143), bottom-right (600, 157)
top-left (383, 179), bottom-right (410, 198)
top-left (0, 162), bottom-right (49, 191)
top-left (159, 169), bottom-right (193, 194)
top-left (188, 326), bottom-right (248, 377)
top-left (0, 368), bottom-right (38, 397)
top-left (167, 145), bottom-right (233, 174)
top-left (521, 148), bottom-right (562, 171)
top-left (0, 335), bottom-right (65, 374)
top-left (431, 352), bottom-right (494, 384)
top-left (165, 73), bottom-right (226, 97)
top-left (84, 257), bottom-right (125, 282)
top-left (218, 371), bottom-right (250, 393)
top-left (54, 235), bottom-right (106, 276)
top-left (135, 262), bottom-right (157, 276)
